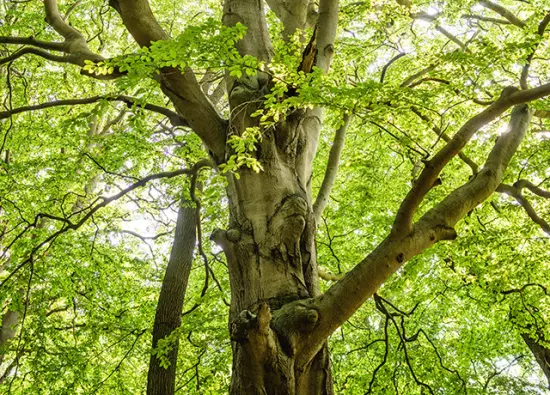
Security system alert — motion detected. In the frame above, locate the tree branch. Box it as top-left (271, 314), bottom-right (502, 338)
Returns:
top-left (496, 183), bottom-right (550, 234)
top-left (0, 159), bottom-right (213, 289)
top-left (534, 109), bottom-right (550, 118)
top-left (419, 105), bottom-right (531, 228)
top-left (514, 179), bottom-right (550, 198)
top-left (0, 36), bottom-right (65, 52)
top-left (0, 1), bottom-right (122, 80)
top-left (461, 14), bottom-right (512, 25)
top-left (435, 26), bottom-right (467, 51)
top-left (414, 108), bottom-right (549, 234)
top-left (0, 95), bottom-right (188, 127)
top-left (0, 47), bottom-right (78, 67)
top-left (313, 114), bottom-right (351, 223)
top-left (112, 0), bottom-right (227, 162)
top-left (297, 105), bottom-right (533, 369)
top-left (479, 0), bottom-right (526, 28)
top-left (43, 0), bottom-right (104, 65)
top-left (393, 83), bottom-right (550, 235)
top-left (380, 53), bottom-right (407, 83)
top-left (266, 0), bottom-right (317, 39)
top-left (400, 1), bottom-right (466, 50)
top-left (520, 12), bottom-right (550, 89)
top-left (316, 0), bottom-right (340, 73)
top-left (400, 65), bottom-right (437, 88)
top-left (410, 107), bottom-right (479, 174)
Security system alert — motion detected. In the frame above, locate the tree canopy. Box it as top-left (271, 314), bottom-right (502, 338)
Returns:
top-left (0, 0), bottom-right (550, 394)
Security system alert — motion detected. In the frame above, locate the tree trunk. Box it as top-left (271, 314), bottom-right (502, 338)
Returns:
top-left (147, 203), bottom-right (196, 395)
top-left (522, 332), bottom-right (550, 389)
top-left (212, 100), bottom-right (334, 393)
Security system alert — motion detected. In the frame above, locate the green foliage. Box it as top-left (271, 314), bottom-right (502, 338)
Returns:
top-left (1, 0), bottom-right (550, 393)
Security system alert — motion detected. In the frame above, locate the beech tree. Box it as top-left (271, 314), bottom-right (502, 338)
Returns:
top-left (1, 0), bottom-right (550, 394)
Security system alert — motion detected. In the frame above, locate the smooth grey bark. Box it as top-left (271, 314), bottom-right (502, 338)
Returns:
top-left (147, 203), bottom-right (196, 395)
top-left (265, 0), bottom-right (317, 39)
top-left (313, 114), bottom-right (351, 223)
top-left (213, 2), bottom-right (338, 393)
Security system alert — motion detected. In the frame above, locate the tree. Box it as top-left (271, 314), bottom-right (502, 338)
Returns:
top-left (1, 0), bottom-right (550, 394)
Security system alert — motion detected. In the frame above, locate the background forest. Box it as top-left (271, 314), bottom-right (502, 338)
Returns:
top-left (1, 0), bottom-right (550, 394)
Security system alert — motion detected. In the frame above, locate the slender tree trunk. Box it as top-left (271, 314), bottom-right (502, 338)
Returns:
top-left (522, 333), bottom-right (550, 388)
top-left (147, 203), bottom-right (196, 395)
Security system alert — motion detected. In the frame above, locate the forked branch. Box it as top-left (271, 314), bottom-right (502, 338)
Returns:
top-left (298, 104), bottom-right (533, 369)
top-left (497, 183), bottom-right (550, 234)
top-left (265, 0), bottom-right (317, 38)
top-left (393, 83), bottom-right (550, 235)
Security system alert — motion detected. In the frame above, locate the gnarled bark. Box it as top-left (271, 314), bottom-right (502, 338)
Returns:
top-left (218, 110), bottom-right (330, 393)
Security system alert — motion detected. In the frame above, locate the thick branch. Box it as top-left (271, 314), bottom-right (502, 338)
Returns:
top-left (392, 83), bottom-right (550, 235)
top-left (223, 0), bottom-right (273, 62)
top-left (266, 0), bottom-right (317, 38)
top-left (479, 0), bottom-right (526, 28)
top-left (313, 114), bottom-right (351, 223)
top-left (45, 0), bottom-right (86, 41)
top-left (315, 0), bottom-right (339, 72)
top-left (43, 0), bottom-right (104, 64)
top-left (414, 108), bottom-right (548, 233)
top-left (298, 105), bottom-right (532, 368)
top-left (112, 0), bottom-right (227, 161)
top-left (420, 105), bottom-right (532, 228)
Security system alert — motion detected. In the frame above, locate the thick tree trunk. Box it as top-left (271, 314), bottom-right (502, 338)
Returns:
top-left (213, 101), bottom-right (333, 393)
top-left (147, 204), bottom-right (196, 395)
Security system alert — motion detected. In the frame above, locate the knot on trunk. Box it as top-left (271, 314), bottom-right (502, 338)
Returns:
top-left (211, 228), bottom-right (241, 250)
top-left (231, 303), bottom-right (279, 371)
top-left (267, 195), bottom-right (307, 267)
top-left (228, 72), bottom-right (269, 107)
top-left (271, 299), bottom-right (319, 357)
top-left (230, 303), bottom-right (273, 343)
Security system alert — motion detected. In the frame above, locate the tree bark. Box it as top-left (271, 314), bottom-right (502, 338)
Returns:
top-left (104, 1), bottom-right (550, 393)
top-left (522, 333), bottom-right (550, 389)
top-left (147, 203), bottom-right (196, 395)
